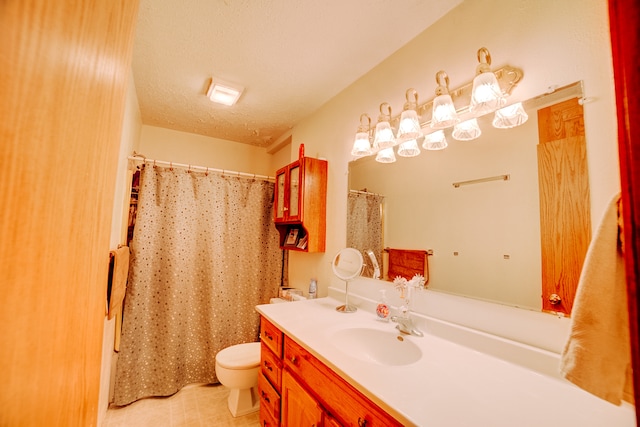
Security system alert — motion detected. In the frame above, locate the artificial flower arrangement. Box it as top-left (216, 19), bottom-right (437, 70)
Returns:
top-left (393, 274), bottom-right (426, 298)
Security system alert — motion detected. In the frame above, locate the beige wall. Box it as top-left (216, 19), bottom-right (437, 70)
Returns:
top-left (286, 0), bottom-right (618, 297)
top-left (138, 125), bottom-right (274, 177)
top-left (99, 70), bottom-right (142, 425)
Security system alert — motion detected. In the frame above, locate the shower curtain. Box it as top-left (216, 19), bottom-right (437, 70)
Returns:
top-left (346, 192), bottom-right (384, 278)
top-left (113, 165), bottom-right (282, 406)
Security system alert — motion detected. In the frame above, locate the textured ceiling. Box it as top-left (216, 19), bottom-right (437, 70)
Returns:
top-left (132, 0), bottom-right (462, 147)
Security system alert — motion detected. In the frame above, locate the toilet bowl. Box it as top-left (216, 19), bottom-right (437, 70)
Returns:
top-left (215, 341), bottom-right (261, 417)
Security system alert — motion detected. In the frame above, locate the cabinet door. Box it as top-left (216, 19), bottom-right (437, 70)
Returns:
top-left (275, 169), bottom-right (286, 222)
top-left (282, 369), bottom-right (323, 427)
top-left (288, 164), bottom-right (301, 221)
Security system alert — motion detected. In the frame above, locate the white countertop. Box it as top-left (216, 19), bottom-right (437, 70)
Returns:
top-left (256, 296), bottom-right (635, 427)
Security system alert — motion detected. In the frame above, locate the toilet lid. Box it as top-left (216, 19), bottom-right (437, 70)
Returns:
top-left (216, 342), bottom-right (260, 369)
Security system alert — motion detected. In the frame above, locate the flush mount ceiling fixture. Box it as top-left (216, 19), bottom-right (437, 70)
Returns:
top-left (207, 78), bottom-right (244, 106)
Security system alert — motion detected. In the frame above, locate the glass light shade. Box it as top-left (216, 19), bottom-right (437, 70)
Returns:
top-left (375, 147), bottom-right (396, 163)
top-left (431, 94), bottom-right (459, 129)
top-left (492, 102), bottom-right (529, 129)
top-left (452, 118), bottom-right (482, 141)
top-left (397, 139), bottom-right (420, 157)
top-left (350, 131), bottom-right (372, 157)
top-left (373, 120), bottom-right (396, 149)
top-left (469, 72), bottom-right (504, 115)
top-left (396, 109), bottom-right (423, 142)
top-left (422, 130), bottom-right (448, 150)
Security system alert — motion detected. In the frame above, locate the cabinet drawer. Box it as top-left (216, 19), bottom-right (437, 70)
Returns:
top-left (260, 403), bottom-right (280, 427)
top-left (258, 371), bottom-right (281, 422)
top-left (283, 336), bottom-right (402, 427)
top-left (260, 317), bottom-right (283, 358)
top-left (261, 342), bottom-right (283, 392)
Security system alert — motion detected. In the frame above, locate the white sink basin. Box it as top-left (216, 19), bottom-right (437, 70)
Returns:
top-left (331, 327), bottom-right (422, 366)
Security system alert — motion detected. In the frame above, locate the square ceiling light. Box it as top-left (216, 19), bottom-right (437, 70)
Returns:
top-left (206, 78), bottom-right (243, 106)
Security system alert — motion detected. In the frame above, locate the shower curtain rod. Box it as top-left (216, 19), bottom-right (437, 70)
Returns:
top-left (127, 154), bottom-right (275, 181)
top-left (349, 189), bottom-right (385, 197)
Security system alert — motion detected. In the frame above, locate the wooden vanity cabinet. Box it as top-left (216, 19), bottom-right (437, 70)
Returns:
top-left (283, 336), bottom-right (402, 427)
top-left (274, 149), bottom-right (328, 253)
top-left (281, 369), bottom-right (324, 426)
top-left (259, 317), bottom-right (284, 426)
top-left (258, 315), bottom-right (402, 427)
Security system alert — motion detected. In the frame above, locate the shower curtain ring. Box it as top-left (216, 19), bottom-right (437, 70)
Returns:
top-left (169, 162), bottom-right (173, 171)
top-left (153, 159), bottom-right (156, 168)
top-left (205, 167), bottom-right (209, 176)
top-left (187, 164), bottom-right (191, 173)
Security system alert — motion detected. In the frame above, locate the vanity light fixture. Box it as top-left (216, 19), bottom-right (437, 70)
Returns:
top-left (431, 71), bottom-right (459, 129)
top-left (350, 114), bottom-right (373, 157)
top-left (396, 89), bottom-right (423, 143)
top-left (397, 138), bottom-right (421, 157)
top-left (348, 47), bottom-right (525, 163)
top-left (207, 78), bottom-right (244, 106)
top-left (469, 48), bottom-right (505, 115)
top-left (422, 130), bottom-right (448, 150)
top-left (375, 147), bottom-right (397, 163)
top-left (452, 118), bottom-right (482, 141)
top-left (492, 102), bottom-right (529, 129)
top-left (373, 103), bottom-right (396, 149)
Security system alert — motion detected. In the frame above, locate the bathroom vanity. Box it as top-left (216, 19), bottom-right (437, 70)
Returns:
top-left (256, 293), bottom-right (635, 426)
top-left (258, 316), bottom-right (401, 426)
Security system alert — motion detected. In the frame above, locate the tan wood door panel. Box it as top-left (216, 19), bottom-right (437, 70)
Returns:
top-left (537, 98), bottom-right (591, 315)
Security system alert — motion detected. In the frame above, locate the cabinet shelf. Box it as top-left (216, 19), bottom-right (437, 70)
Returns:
top-left (274, 147), bottom-right (327, 252)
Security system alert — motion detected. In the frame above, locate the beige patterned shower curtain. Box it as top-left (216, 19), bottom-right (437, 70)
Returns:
top-left (113, 165), bottom-right (282, 406)
top-left (347, 192), bottom-right (384, 278)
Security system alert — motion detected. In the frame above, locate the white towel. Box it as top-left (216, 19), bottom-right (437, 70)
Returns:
top-left (560, 194), bottom-right (633, 404)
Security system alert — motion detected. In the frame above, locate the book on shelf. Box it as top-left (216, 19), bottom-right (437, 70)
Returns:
top-left (285, 228), bottom-right (299, 246)
top-left (296, 234), bottom-right (308, 249)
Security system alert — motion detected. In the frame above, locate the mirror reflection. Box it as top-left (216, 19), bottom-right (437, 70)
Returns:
top-left (348, 83), bottom-right (585, 311)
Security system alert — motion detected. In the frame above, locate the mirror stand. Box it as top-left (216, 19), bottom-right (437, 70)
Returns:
top-left (332, 248), bottom-right (364, 314)
top-left (336, 279), bottom-right (357, 313)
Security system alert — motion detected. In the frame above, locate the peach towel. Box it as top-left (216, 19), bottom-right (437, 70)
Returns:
top-left (108, 246), bottom-right (130, 319)
top-left (560, 194), bottom-right (633, 404)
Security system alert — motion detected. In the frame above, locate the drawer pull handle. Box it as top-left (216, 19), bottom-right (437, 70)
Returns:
top-left (290, 356), bottom-right (298, 364)
top-left (358, 417), bottom-right (368, 427)
top-left (263, 361), bottom-right (273, 371)
top-left (260, 390), bottom-right (270, 404)
top-left (264, 331), bottom-right (273, 340)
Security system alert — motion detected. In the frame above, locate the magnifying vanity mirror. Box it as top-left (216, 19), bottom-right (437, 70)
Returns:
top-left (332, 248), bottom-right (364, 313)
top-left (348, 82), bottom-right (589, 314)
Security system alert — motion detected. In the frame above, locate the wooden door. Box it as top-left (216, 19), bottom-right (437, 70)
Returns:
top-left (282, 369), bottom-right (323, 427)
top-left (537, 98), bottom-right (591, 315)
top-left (0, 1), bottom-right (138, 426)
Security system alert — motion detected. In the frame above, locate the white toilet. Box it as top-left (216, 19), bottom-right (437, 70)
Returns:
top-left (215, 341), bottom-right (261, 417)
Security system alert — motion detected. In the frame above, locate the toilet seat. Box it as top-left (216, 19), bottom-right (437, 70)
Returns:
top-left (216, 342), bottom-right (260, 370)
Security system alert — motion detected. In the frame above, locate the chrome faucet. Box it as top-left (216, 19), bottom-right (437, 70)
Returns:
top-left (391, 306), bottom-right (423, 337)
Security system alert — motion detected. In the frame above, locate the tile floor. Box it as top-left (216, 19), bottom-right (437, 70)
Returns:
top-left (102, 384), bottom-right (260, 427)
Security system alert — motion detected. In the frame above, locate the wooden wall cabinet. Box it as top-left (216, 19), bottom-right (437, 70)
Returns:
top-left (258, 316), bottom-right (402, 427)
top-left (274, 147), bottom-right (328, 253)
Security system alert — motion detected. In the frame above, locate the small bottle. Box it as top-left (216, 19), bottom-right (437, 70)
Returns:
top-left (308, 278), bottom-right (317, 299)
top-left (376, 290), bottom-right (390, 322)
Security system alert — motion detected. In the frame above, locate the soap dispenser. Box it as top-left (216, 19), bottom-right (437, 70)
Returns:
top-left (376, 289), bottom-right (390, 322)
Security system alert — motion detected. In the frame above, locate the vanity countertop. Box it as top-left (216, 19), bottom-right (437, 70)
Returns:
top-left (256, 296), bottom-right (634, 427)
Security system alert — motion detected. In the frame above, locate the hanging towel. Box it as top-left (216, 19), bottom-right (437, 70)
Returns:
top-left (560, 193), bottom-right (633, 405)
top-left (108, 246), bottom-right (130, 319)
top-left (386, 248), bottom-right (426, 281)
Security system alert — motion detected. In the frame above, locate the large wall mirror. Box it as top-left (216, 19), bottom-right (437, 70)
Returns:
top-left (348, 82), bottom-right (588, 312)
